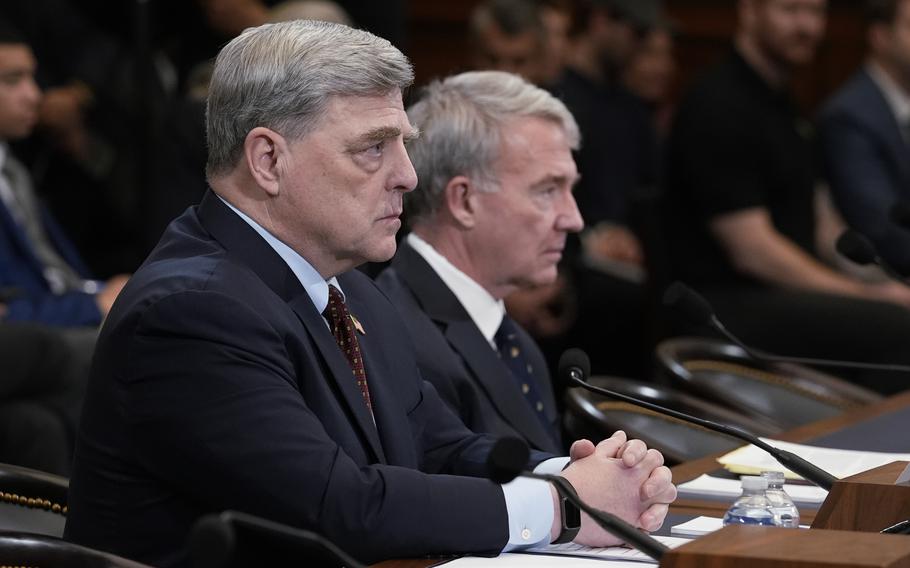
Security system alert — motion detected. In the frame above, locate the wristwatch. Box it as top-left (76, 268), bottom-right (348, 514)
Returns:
top-left (552, 478), bottom-right (581, 544)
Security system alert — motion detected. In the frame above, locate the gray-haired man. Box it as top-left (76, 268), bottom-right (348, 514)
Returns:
top-left (65, 22), bottom-right (674, 567)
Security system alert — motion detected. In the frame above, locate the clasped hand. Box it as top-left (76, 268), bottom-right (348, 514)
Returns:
top-left (553, 430), bottom-right (677, 547)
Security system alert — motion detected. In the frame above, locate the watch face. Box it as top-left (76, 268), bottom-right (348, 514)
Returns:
top-left (564, 496), bottom-right (581, 529)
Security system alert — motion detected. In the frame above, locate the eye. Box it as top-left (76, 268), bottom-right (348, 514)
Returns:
top-left (363, 141), bottom-right (384, 158)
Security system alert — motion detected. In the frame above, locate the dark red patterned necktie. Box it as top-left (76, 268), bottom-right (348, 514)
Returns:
top-left (323, 284), bottom-right (373, 410)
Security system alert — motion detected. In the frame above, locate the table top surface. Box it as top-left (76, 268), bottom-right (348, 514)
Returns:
top-left (373, 390), bottom-right (910, 567)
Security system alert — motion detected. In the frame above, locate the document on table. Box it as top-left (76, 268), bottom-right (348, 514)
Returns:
top-left (441, 536), bottom-right (691, 566)
top-left (677, 473), bottom-right (828, 505)
top-left (717, 439), bottom-right (910, 480)
top-left (670, 515), bottom-right (810, 538)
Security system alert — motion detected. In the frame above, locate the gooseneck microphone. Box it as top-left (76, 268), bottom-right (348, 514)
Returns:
top-left (835, 229), bottom-right (909, 281)
top-left (487, 437), bottom-right (669, 561)
top-left (558, 349), bottom-right (837, 490)
top-left (189, 510), bottom-right (366, 568)
top-left (663, 281), bottom-right (910, 374)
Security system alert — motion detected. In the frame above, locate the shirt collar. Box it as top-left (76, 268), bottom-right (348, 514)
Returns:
top-left (218, 195), bottom-right (340, 313)
top-left (406, 232), bottom-right (505, 345)
top-left (868, 62), bottom-right (910, 129)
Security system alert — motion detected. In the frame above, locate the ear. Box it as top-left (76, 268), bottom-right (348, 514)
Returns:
top-left (243, 127), bottom-right (287, 197)
top-left (868, 23), bottom-right (889, 55)
top-left (443, 175), bottom-right (481, 229)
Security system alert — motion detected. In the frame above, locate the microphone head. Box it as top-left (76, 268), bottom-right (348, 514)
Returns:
top-left (892, 201), bottom-right (910, 230)
top-left (189, 514), bottom-right (236, 568)
top-left (835, 230), bottom-right (876, 266)
top-left (662, 282), bottom-right (715, 326)
top-left (558, 348), bottom-right (591, 383)
top-left (487, 437), bottom-right (530, 484)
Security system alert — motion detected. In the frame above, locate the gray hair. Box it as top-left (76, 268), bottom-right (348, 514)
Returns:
top-left (405, 70), bottom-right (580, 222)
top-left (205, 20), bottom-right (413, 178)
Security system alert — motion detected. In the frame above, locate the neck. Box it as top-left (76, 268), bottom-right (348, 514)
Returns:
top-left (412, 224), bottom-right (513, 300)
top-left (736, 33), bottom-right (789, 89)
top-left (566, 39), bottom-right (605, 84)
top-left (872, 56), bottom-right (910, 97)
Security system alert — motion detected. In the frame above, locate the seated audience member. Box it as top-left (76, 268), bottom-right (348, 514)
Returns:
top-left (469, 0), bottom-right (563, 87)
top-left (0, 22), bottom-right (127, 327)
top-left (547, 0), bottom-right (663, 376)
top-left (622, 20), bottom-right (678, 135)
top-left (664, 0), bottom-right (910, 394)
top-left (0, 323), bottom-right (88, 475)
top-left (64, 21), bottom-right (675, 567)
top-left (818, 0), bottom-right (910, 275)
top-left (377, 71), bottom-right (584, 453)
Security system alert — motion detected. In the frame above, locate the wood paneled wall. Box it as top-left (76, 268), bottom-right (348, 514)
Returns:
top-left (406, 0), bottom-right (868, 112)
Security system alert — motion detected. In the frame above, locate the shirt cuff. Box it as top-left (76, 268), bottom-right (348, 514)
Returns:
top-left (500, 457), bottom-right (569, 551)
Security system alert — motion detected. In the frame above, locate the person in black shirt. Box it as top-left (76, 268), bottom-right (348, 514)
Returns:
top-left (664, 0), bottom-right (910, 395)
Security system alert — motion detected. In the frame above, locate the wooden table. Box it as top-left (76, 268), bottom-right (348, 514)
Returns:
top-left (670, 390), bottom-right (910, 522)
top-left (375, 390), bottom-right (910, 566)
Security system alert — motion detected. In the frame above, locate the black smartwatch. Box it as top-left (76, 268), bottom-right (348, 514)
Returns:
top-left (551, 478), bottom-right (581, 544)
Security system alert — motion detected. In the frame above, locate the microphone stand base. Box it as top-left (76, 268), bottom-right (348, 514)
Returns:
top-left (812, 461), bottom-right (910, 532)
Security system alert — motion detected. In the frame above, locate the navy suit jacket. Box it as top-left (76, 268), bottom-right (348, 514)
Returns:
top-left (0, 180), bottom-right (100, 326)
top-left (64, 192), bottom-right (530, 567)
top-left (819, 69), bottom-right (910, 273)
top-left (376, 241), bottom-right (562, 454)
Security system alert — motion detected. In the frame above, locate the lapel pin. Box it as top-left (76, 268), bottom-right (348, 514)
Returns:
top-left (350, 314), bottom-right (366, 335)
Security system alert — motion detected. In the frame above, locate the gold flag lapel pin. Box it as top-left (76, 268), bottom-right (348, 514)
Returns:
top-left (350, 314), bottom-right (366, 335)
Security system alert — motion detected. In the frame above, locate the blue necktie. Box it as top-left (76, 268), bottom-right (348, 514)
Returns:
top-left (494, 316), bottom-right (550, 429)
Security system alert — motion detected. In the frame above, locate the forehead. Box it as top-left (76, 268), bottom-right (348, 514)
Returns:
top-left (0, 44), bottom-right (36, 72)
top-left (319, 90), bottom-right (416, 136)
top-left (495, 116), bottom-right (576, 178)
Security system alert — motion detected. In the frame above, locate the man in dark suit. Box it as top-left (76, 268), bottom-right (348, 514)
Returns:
top-left (0, 21), bottom-right (127, 327)
top-left (818, 0), bottom-right (910, 274)
top-left (64, 20), bottom-right (675, 567)
top-left (377, 71), bottom-right (583, 454)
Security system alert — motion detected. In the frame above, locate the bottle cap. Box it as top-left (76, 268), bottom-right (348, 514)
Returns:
top-left (741, 476), bottom-right (768, 491)
top-left (761, 471), bottom-right (785, 482)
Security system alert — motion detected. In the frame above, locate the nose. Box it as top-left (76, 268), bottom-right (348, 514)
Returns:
top-left (391, 141), bottom-right (418, 194)
top-left (556, 191), bottom-right (585, 233)
top-left (23, 75), bottom-right (41, 107)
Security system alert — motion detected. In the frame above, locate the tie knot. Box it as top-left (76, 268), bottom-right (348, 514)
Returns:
top-left (324, 284), bottom-right (348, 330)
top-left (494, 315), bottom-right (518, 348)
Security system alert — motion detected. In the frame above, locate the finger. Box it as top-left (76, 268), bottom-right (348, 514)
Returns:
top-left (637, 503), bottom-right (670, 533)
top-left (634, 448), bottom-right (665, 474)
top-left (641, 465), bottom-right (675, 503)
top-left (595, 430), bottom-right (627, 458)
top-left (618, 439), bottom-right (648, 467)
top-left (569, 439), bottom-right (596, 461)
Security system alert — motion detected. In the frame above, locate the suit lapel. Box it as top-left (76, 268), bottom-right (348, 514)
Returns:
top-left (196, 191), bottom-right (386, 463)
top-left (289, 293), bottom-right (387, 464)
top-left (394, 242), bottom-right (558, 452)
top-left (861, 71), bottom-right (910, 185)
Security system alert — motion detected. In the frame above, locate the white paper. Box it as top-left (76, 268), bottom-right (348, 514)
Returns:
top-left (671, 515), bottom-right (810, 537)
top-left (716, 439), bottom-right (910, 480)
top-left (520, 535), bottom-right (690, 564)
top-left (677, 473), bottom-right (828, 505)
top-left (897, 463), bottom-right (910, 485)
top-left (670, 516), bottom-right (725, 537)
top-left (444, 555), bottom-right (649, 567)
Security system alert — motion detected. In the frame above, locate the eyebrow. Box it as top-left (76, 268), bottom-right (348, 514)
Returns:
top-left (531, 173), bottom-right (582, 189)
top-left (349, 124), bottom-right (420, 150)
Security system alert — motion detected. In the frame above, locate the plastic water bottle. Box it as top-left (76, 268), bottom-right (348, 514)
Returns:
top-left (761, 470), bottom-right (800, 528)
top-left (722, 476), bottom-right (776, 526)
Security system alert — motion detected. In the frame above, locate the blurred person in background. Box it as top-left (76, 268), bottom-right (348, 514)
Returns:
top-left (664, 0), bottom-right (910, 395)
top-left (818, 0), bottom-right (910, 276)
